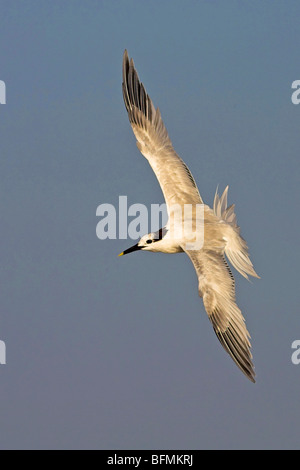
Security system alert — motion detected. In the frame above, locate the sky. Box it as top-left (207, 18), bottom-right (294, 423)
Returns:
top-left (0, 0), bottom-right (299, 450)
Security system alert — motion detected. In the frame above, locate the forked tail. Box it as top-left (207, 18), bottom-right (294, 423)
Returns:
top-left (214, 186), bottom-right (260, 280)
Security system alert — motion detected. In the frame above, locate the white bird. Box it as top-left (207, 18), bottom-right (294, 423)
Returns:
top-left (119, 50), bottom-right (259, 382)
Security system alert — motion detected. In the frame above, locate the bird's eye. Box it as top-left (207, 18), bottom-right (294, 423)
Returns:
top-left (146, 239), bottom-right (153, 244)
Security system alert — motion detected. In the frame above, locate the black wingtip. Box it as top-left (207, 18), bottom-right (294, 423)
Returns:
top-left (122, 49), bottom-right (150, 123)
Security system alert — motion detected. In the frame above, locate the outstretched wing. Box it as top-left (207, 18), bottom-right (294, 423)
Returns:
top-left (184, 248), bottom-right (255, 382)
top-left (122, 50), bottom-right (203, 210)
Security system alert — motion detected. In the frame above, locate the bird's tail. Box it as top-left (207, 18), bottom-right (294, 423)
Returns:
top-left (213, 186), bottom-right (260, 280)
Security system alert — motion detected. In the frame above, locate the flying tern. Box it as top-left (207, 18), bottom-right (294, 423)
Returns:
top-left (119, 50), bottom-right (259, 382)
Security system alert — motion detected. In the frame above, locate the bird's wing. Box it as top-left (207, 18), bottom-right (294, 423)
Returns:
top-left (122, 50), bottom-right (203, 212)
top-left (184, 248), bottom-right (255, 382)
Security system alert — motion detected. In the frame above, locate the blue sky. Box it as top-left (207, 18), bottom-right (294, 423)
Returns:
top-left (0, 0), bottom-right (299, 449)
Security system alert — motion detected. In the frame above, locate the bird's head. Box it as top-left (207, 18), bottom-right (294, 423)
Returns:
top-left (118, 230), bottom-right (166, 256)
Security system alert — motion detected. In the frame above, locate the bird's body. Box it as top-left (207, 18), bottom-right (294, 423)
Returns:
top-left (120, 50), bottom-right (259, 382)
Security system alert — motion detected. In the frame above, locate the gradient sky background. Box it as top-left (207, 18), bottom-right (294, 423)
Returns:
top-left (0, 1), bottom-right (299, 450)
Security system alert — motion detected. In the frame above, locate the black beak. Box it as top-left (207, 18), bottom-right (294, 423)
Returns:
top-left (118, 243), bottom-right (141, 257)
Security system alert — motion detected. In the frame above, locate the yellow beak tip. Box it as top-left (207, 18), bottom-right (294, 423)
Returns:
top-left (118, 252), bottom-right (124, 257)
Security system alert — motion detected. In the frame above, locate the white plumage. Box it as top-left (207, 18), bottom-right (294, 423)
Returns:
top-left (120, 50), bottom-right (259, 382)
